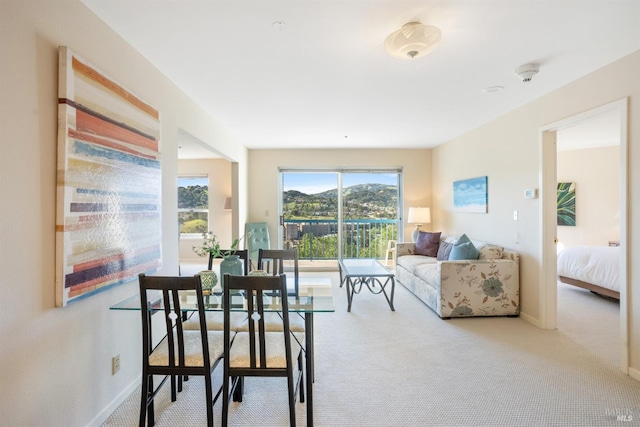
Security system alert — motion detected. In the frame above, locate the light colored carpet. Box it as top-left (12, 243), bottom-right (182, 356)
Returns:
top-left (103, 273), bottom-right (640, 426)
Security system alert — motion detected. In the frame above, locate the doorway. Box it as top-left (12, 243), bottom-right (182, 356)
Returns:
top-left (177, 129), bottom-right (235, 273)
top-left (539, 98), bottom-right (629, 372)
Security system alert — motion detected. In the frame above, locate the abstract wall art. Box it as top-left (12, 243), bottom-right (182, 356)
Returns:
top-left (56, 47), bottom-right (162, 306)
top-left (453, 176), bottom-right (488, 213)
top-left (557, 182), bottom-right (576, 226)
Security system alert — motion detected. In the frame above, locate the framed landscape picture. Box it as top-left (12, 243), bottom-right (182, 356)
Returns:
top-left (453, 176), bottom-right (488, 213)
top-left (55, 47), bottom-right (162, 306)
top-left (557, 182), bottom-right (576, 226)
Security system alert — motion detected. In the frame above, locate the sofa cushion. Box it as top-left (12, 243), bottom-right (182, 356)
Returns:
top-left (477, 244), bottom-right (504, 260)
top-left (414, 262), bottom-right (440, 291)
top-left (397, 255), bottom-right (437, 274)
top-left (415, 231), bottom-right (441, 257)
top-left (437, 241), bottom-right (453, 261)
top-left (449, 234), bottom-right (479, 260)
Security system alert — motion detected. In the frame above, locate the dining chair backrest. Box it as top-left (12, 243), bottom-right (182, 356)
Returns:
top-left (258, 248), bottom-right (299, 296)
top-left (245, 222), bottom-right (270, 267)
top-left (208, 248), bottom-right (249, 275)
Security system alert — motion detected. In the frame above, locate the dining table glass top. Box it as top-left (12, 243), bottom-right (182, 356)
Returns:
top-left (110, 276), bottom-right (335, 313)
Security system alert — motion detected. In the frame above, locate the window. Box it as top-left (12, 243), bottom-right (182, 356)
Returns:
top-left (178, 176), bottom-right (209, 234)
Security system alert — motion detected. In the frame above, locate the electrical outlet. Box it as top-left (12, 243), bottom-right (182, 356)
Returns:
top-left (112, 354), bottom-right (120, 375)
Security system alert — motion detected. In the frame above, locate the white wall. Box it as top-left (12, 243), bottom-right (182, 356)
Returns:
top-left (557, 146), bottom-right (620, 247)
top-left (247, 149), bottom-right (433, 245)
top-left (432, 50), bottom-right (639, 372)
top-left (0, 1), bottom-right (247, 425)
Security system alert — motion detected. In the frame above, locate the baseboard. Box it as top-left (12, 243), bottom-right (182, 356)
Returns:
top-left (628, 367), bottom-right (640, 382)
top-left (88, 377), bottom-right (140, 427)
top-left (519, 311), bottom-right (545, 329)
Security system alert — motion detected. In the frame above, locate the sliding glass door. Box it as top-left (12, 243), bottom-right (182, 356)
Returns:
top-left (282, 172), bottom-right (339, 259)
top-left (341, 172), bottom-right (399, 258)
top-left (280, 169), bottom-right (401, 262)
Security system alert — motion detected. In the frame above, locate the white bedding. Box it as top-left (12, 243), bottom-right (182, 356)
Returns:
top-left (557, 245), bottom-right (620, 292)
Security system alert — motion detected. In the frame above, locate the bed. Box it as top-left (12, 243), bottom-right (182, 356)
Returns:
top-left (557, 245), bottom-right (620, 299)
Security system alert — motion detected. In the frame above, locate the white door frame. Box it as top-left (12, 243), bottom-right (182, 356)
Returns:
top-left (539, 98), bottom-right (629, 372)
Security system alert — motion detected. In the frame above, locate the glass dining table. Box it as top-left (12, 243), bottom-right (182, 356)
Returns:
top-left (110, 276), bottom-right (334, 426)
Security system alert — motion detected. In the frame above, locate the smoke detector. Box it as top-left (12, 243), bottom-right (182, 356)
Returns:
top-left (514, 63), bottom-right (539, 82)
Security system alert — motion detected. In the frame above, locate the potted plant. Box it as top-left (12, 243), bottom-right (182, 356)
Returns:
top-left (192, 231), bottom-right (246, 282)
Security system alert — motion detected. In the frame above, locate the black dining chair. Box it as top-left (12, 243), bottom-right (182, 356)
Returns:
top-left (245, 249), bottom-right (305, 334)
top-left (138, 273), bottom-right (228, 427)
top-left (258, 248), bottom-right (299, 296)
top-left (183, 249), bottom-right (250, 332)
top-left (221, 274), bottom-right (305, 427)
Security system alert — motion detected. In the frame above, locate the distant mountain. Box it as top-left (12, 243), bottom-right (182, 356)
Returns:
top-left (283, 184), bottom-right (397, 219)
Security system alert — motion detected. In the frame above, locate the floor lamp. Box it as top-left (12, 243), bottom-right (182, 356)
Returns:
top-left (408, 207), bottom-right (431, 242)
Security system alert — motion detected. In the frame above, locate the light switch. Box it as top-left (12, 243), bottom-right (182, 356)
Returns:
top-left (264, 210), bottom-right (269, 217)
top-left (513, 210), bottom-right (519, 221)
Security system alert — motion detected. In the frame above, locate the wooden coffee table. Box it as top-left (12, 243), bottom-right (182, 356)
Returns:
top-left (338, 258), bottom-right (395, 312)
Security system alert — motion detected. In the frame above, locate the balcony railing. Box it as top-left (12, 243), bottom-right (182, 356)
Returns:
top-left (283, 219), bottom-right (398, 261)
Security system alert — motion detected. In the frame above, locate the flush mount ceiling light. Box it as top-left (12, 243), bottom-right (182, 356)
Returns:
top-left (384, 22), bottom-right (442, 60)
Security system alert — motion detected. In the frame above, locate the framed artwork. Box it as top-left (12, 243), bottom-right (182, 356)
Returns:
top-left (453, 176), bottom-right (488, 213)
top-left (56, 47), bottom-right (162, 306)
top-left (557, 182), bottom-right (576, 226)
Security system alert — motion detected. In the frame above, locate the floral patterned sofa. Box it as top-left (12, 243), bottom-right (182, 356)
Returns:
top-left (395, 235), bottom-right (520, 319)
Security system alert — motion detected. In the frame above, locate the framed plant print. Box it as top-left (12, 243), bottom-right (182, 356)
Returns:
top-left (557, 182), bottom-right (576, 226)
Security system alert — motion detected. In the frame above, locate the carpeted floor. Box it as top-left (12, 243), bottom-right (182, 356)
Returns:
top-left (103, 273), bottom-right (640, 426)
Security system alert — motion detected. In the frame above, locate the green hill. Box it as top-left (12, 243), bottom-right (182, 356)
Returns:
top-left (283, 184), bottom-right (397, 219)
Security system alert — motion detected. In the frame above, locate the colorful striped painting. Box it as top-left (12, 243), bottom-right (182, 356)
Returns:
top-left (56, 47), bottom-right (162, 307)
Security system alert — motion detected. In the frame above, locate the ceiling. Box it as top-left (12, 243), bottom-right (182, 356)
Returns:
top-left (177, 129), bottom-right (223, 160)
top-left (83, 0), bottom-right (639, 152)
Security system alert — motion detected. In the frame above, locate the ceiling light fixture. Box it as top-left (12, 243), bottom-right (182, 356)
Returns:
top-left (385, 22), bottom-right (442, 60)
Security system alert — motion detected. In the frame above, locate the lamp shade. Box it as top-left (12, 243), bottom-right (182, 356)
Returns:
top-left (384, 22), bottom-right (442, 60)
top-left (408, 207), bottom-right (431, 242)
top-left (222, 197), bottom-right (232, 210)
top-left (407, 207), bottom-right (431, 224)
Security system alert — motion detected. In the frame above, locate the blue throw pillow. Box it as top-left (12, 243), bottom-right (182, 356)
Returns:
top-left (449, 234), bottom-right (479, 260)
top-left (456, 234), bottom-right (471, 245)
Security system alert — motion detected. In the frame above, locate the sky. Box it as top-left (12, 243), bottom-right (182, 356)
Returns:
top-left (283, 172), bottom-right (398, 195)
top-left (178, 176), bottom-right (208, 187)
top-left (177, 173), bottom-right (398, 194)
